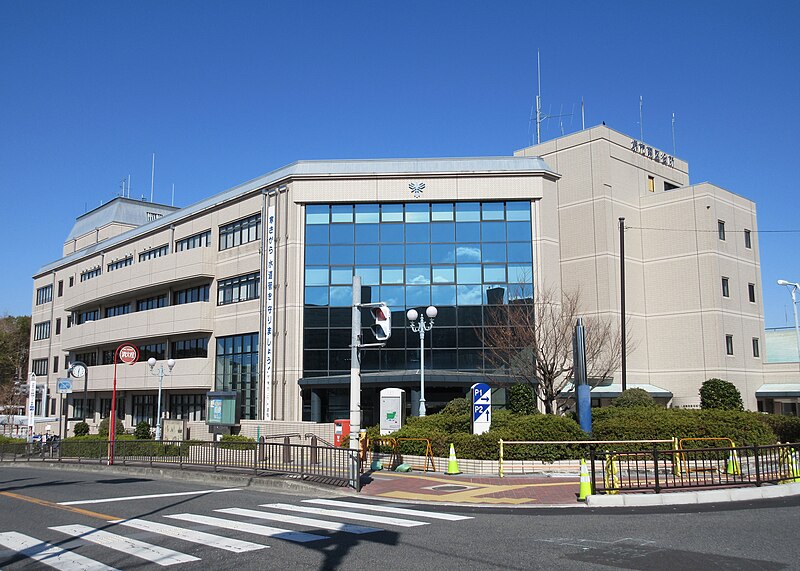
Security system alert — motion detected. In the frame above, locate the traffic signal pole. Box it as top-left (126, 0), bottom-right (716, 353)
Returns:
top-left (349, 276), bottom-right (362, 452)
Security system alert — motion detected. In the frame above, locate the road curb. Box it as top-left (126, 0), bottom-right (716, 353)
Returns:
top-left (585, 482), bottom-right (800, 507)
top-left (0, 461), bottom-right (356, 498)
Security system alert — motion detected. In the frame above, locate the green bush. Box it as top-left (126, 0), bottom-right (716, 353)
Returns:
top-left (219, 434), bottom-right (256, 450)
top-left (699, 378), bottom-right (744, 411)
top-left (439, 397), bottom-right (470, 416)
top-left (508, 383), bottom-right (538, 415)
top-left (591, 407), bottom-right (775, 448)
top-left (98, 416), bottom-right (124, 437)
top-left (758, 414), bottom-right (800, 443)
top-left (134, 421), bottom-right (153, 440)
top-left (73, 421), bottom-right (90, 437)
top-left (613, 388), bottom-right (656, 408)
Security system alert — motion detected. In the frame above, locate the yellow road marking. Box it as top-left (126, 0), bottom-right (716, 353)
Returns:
top-left (0, 491), bottom-right (119, 521)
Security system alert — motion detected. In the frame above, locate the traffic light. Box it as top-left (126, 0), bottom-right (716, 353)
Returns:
top-left (370, 303), bottom-right (392, 341)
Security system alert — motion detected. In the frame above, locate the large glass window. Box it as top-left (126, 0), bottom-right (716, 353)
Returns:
top-left (174, 284), bottom-right (210, 305)
top-left (217, 272), bottom-right (260, 305)
top-left (215, 333), bottom-right (259, 420)
top-left (219, 214), bottom-right (261, 251)
top-left (176, 230), bottom-right (210, 251)
top-left (172, 337), bottom-right (209, 359)
top-left (303, 201), bottom-right (534, 377)
top-left (36, 285), bottom-right (53, 305)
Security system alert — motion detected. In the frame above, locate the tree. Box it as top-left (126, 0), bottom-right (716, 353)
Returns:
top-left (613, 387), bottom-right (656, 408)
top-left (507, 383), bottom-right (538, 415)
top-left (0, 315), bottom-right (31, 386)
top-left (134, 421), bottom-right (153, 440)
top-left (699, 378), bottom-right (744, 411)
top-left (483, 287), bottom-right (626, 415)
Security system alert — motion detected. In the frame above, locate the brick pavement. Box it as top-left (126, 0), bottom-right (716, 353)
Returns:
top-left (359, 470), bottom-right (582, 505)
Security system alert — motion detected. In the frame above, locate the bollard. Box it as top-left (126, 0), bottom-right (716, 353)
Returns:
top-left (283, 436), bottom-right (292, 464)
top-left (310, 436), bottom-right (318, 465)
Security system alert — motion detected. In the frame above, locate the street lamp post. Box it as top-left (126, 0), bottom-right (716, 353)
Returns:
top-left (407, 305), bottom-right (437, 417)
top-left (777, 279), bottom-right (800, 364)
top-left (147, 357), bottom-right (175, 440)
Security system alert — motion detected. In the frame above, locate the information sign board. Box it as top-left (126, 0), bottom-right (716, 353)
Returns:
top-left (471, 382), bottom-right (491, 435)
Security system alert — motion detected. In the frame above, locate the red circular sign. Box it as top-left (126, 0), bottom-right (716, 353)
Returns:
top-left (118, 345), bottom-right (139, 365)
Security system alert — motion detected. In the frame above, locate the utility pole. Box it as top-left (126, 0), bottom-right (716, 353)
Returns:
top-left (619, 217), bottom-right (627, 392)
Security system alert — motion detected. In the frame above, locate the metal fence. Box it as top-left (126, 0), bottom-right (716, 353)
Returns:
top-left (0, 437), bottom-right (362, 491)
top-left (590, 443), bottom-right (800, 494)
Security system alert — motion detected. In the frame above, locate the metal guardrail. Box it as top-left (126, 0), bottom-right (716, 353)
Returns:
top-left (590, 443), bottom-right (800, 494)
top-left (0, 438), bottom-right (362, 491)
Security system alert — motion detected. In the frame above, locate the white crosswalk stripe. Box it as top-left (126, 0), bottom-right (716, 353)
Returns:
top-left (50, 524), bottom-right (200, 566)
top-left (259, 503), bottom-right (429, 527)
top-left (302, 499), bottom-right (474, 521)
top-left (0, 531), bottom-right (119, 571)
top-left (117, 518), bottom-right (267, 553)
top-left (216, 507), bottom-right (381, 534)
top-left (164, 513), bottom-right (328, 543)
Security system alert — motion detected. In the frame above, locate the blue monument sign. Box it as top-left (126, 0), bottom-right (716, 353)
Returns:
top-left (471, 382), bottom-right (491, 435)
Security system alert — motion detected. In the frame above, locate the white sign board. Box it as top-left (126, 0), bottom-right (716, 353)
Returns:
top-left (471, 382), bottom-right (491, 435)
top-left (380, 388), bottom-right (405, 435)
top-left (27, 375), bottom-right (37, 437)
top-left (262, 204), bottom-right (276, 420)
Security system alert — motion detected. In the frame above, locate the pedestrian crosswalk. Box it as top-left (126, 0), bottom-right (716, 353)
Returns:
top-left (0, 498), bottom-right (473, 569)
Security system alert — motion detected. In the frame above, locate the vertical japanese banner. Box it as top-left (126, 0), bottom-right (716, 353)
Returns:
top-left (263, 205), bottom-right (276, 420)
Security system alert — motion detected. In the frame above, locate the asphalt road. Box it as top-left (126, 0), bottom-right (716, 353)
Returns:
top-left (1, 465), bottom-right (799, 570)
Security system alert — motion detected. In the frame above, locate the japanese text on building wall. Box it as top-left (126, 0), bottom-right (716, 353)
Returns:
top-left (263, 206), bottom-right (276, 420)
top-left (631, 139), bottom-right (675, 168)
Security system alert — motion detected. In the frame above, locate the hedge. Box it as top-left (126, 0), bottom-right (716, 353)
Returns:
top-left (60, 435), bottom-right (186, 459)
top-left (757, 414), bottom-right (800, 443)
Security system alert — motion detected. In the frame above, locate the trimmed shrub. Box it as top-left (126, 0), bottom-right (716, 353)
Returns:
top-left (613, 388), bottom-right (656, 408)
top-left (73, 421), bottom-right (90, 437)
top-left (440, 397), bottom-right (469, 416)
top-left (219, 434), bottom-right (256, 450)
top-left (134, 421), bottom-right (153, 440)
top-left (508, 383), bottom-right (538, 415)
top-left (591, 407), bottom-right (775, 448)
top-left (699, 378), bottom-right (744, 411)
top-left (758, 414), bottom-right (800, 443)
top-left (98, 416), bottom-right (124, 437)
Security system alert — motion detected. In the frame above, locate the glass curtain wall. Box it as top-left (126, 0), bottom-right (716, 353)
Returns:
top-left (303, 201), bottom-right (533, 377)
top-left (215, 333), bottom-right (259, 420)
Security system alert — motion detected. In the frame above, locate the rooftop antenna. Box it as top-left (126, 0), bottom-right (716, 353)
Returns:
top-left (531, 51), bottom-right (573, 145)
top-left (639, 96), bottom-right (644, 140)
top-left (581, 97), bottom-right (585, 130)
top-left (127, 174), bottom-right (131, 198)
top-left (171, 183), bottom-right (175, 207)
top-left (120, 178), bottom-right (126, 197)
top-left (150, 153), bottom-right (155, 203)
top-left (671, 112), bottom-right (677, 156)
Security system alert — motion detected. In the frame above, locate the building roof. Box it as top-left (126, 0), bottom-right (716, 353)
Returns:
top-left (66, 197), bottom-right (179, 241)
top-left (36, 156), bottom-right (556, 277)
top-left (755, 384), bottom-right (800, 398)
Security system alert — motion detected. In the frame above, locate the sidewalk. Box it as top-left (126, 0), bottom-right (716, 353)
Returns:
top-left (359, 470), bottom-right (581, 506)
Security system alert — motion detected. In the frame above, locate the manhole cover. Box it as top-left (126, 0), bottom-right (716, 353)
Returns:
top-left (426, 484), bottom-right (471, 492)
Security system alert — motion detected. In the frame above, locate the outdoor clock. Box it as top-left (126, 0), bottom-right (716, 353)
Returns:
top-left (70, 363), bottom-right (86, 379)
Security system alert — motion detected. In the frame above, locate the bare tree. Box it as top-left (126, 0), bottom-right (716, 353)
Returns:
top-left (482, 287), bottom-right (626, 415)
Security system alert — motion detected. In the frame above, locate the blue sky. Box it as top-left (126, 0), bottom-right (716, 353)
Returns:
top-left (1, 1), bottom-right (798, 327)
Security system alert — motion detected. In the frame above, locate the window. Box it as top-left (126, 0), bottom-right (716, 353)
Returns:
top-left (744, 229), bottom-right (752, 249)
top-left (215, 333), bottom-right (259, 420)
top-left (107, 256), bottom-right (133, 272)
top-left (66, 315), bottom-right (73, 329)
top-left (752, 337), bottom-right (760, 358)
top-left (55, 318), bottom-right (61, 335)
top-left (77, 309), bottom-right (99, 324)
top-left (146, 212), bottom-right (163, 222)
top-left (217, 272), bottom-right (260, 305)
top-left (718, 220), bottom-right (726, 241)
top-left (132, 395), bottom-right (155, 426)
top-left (80, 267), bottom-right (102, 282)
top-left (57, 280), bottom-right (63, 297)
top-left (721, 277), bottom-right (729, 298)
top-left (71, 398), bottom-right (95, 420)
top-left (169, 394), bottom-right (206, 421)
top-left (219, 214), bottom-right (261, 251)
top-left (172, 337), bottom-right (209, 359)
top-left (75, 351), bottom-right (98, 366)
top-left (176, 230), bottom-right (211, 251)
top-left (105, 303), bottom-right (130, 318)
top-left (138, 343), bottom-right (166, 362)
top-left (53, 356), bottom-right (59, 373)
top-left (664, 181), bottom-right (679, 191)
top-left (748, 283), bottom-right (756, 303)
top-left (33, 321), bottom-right (50, 340)
top-left (725, 334), bottom-right (734, 356)
top-left (69, 276), bottom-right (74, 287)
top-left (36, 285), bottom-right (53, 305)
top-left (647, 176), bottom-right (655, 192)
top-left (31, 359), bottom-right (48, 376)
top-left (100, 398), bottom-right (125, 420)
top-left (173, 284), bottom-right (210, 305)
top-left (139, 244), bottom-right (169, 261)
top-left (137, 294), bottom-right (168, 312)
